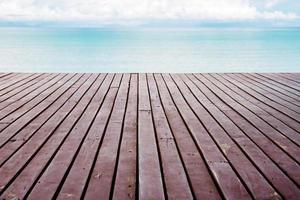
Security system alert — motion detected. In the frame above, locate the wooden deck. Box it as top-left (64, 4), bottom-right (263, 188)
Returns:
top-left (0, 73), bottom-right (299, 199)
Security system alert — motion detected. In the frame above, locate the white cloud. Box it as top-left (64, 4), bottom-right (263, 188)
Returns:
top-left (0, 0), bottom-right (298, 23)
top-left (264, 0), bottom-right (281, 8)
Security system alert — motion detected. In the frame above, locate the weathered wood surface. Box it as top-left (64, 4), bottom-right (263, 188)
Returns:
top-left (0, 73), bottom-right (299, 200)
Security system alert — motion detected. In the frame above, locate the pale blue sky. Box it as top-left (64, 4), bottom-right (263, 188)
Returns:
top-left (0, 0), bottom-right (299, 27)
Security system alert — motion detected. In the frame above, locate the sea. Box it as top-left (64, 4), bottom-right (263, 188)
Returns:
top-left (0, 27), bottom-right (299, 73)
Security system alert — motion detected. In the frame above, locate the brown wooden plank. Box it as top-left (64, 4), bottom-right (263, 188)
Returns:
top-left (0, 74), bottom-right (23, 86)
top-left (0, 73), bottom-right (299, 199)
top-left (260, 73), bottom-right (300, 91)
top-left (26, 74), bottom-right (119, 199)
top-left (224, 73), bottom-right (300, 117)
top-left (0, 73), bottom-right (45, 100)
top-left (191, 74), bottom-right (300, 184)
top-left (0, 74), bottom-right (106, 199)
top-left (0, 74), bottom-right (82, 146)
top-left (0, 73), bottom-right (13, 80)
top-left (198, 73), bottom-right (300, 162)
top-left (0, 73), bottom-right (42, 95)
top-left (179, 74), bottom-right (300, 199)
top-left (112, 74), bottom-right (138, 200)
top-left (157, 73), bottom-right (251, 199)
top-left (253, 73), bottom-right (300, 97)
top-left (0, 73), bottom-right (73, 122)
top-left (137, 73), bottom-right (165, 200)
top-left (0, 73), bottom-right (35, 91)
top-left (247, 73), bottom-right (299, 102)
top-left (55, 74), bottom-right (126, 199)
top-left (187, 73), bottom-right (300, 185)
top-left (45, 73), bottom-right (119, 199)
top-left (237, 73), bottom-right (300, 107)
top-left (147, 73), bottom-right (193, 199)
top-left (0, 74), bottom-right (60, 132)
top-left (0, 73), bottom-right (64, 119)
top-left (256, 73), bottom-right (300, 92)
top-left (278, 73), bottom-right (300, 84)
top-left (153, 74), bottom-right (221, 199)
top-left (0, 73), bottom-right (20, 80)
top-left (0, 74), bottom-right (92, 165)
top-left (210, 74), bottom-right (300, 144)
top-left (285, 73), bottom-right (300, 78)
top-left (0, 73), bottom-right (59, 111)
top-left (170, 73), bottom-right (280, 199)
top-left (81, 74), bottom-right (130, 199)
top-left (241, 73), bottom-right (300, 105)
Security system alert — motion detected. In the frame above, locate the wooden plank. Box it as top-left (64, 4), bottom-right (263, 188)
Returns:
top-left (0, 74), bottom-right (35, 91)
top-left (237, 73), bottom-right (300, 107)
top-left (241, 73), bottom-right (300, 105)
top-left (0, 74), bottom-right (82, 144)
top-left (0, 74), bottom-right (22, 86)
top-left (0, 73), bottom-right (45, 101)
top-left (210, 74), bottom-right (300, 145)
top-left (0, 73), bottom-right (64, 119)
top-left (279, 73), bottom-right (300, 84)
top-left (157, 73), bottom-right (251, 199)
top-left (0, 74), bottom-right (45, 101)
top-left (170, 74), bottom-right (279, 199)
top-left (147, 73), bottom-right (193, 199)
top-left (253, 74), bottom-right (300, 97)
top-left (0, 73), bottom-right (299, 199)
top-left (137, 73), bottom-right (165, 200)
top-left (245, 74), bottom-right (300, 108)
top-left (26, 74), bottom-right (119, 199)
top-left (0, 73), bottom-right (13, 80)
top-left (153, 74), bottom-right (221, 199)
top-left (112, 74), bottom-right (137, 200)
top-left (0, 74), bottom-right (59, 111)
top-left (0, 74), bottom-right (61, 132)
top-left (54, 74), bottom-right (125, 199)
top-left (178, 74), bottom-right (300, 199)
top-left (224, 73), bottom-right (300, 118)
top-left (192, 74), bottom-right (300, 183)
top-left (0, 74), bottom-right (108, 199)
top-left (260, 73), bottom-right (300, 91)
top-left (0, 73), bottom-right (73, 122)
top-left (81, 74), bottom-right (130, 199)
top-left (0, 73), bottom-right (85, 185)
top-left (199, 74), bottom-right (300, 162)
top-left (187, 73), bottom-right (300, 185)
top-left (0, 74), bottom-right (92, 165)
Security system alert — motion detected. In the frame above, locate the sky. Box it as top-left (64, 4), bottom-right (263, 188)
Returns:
top-left (0, 0), bottom-right (299, 27)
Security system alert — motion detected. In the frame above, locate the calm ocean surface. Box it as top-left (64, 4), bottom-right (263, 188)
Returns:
top-left (0, 27), bottom-right (299, 73)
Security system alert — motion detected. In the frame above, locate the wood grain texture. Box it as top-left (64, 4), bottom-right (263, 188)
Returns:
top-left (0, 73), bottom-right (299, 200)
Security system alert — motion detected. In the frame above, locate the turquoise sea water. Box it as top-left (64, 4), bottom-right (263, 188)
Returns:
top-left (0, 27), bottom-right (299, 72)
